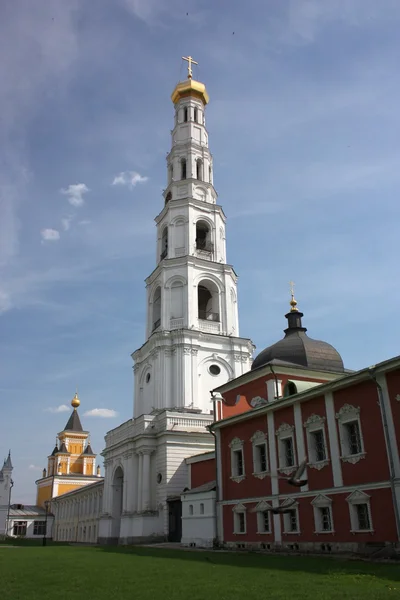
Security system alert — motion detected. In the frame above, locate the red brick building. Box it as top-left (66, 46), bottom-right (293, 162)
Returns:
top-left (183, 298), bottom-right (400, 554)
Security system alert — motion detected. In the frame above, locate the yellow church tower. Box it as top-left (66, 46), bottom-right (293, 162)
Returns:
top-left (36, 392), bottom-right (102, 508)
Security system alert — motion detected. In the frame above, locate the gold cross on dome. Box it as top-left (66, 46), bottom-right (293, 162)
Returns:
top-left (289, 281), bottom-right (295, 297)
top-left (182, 55), bottom-right (198, 79)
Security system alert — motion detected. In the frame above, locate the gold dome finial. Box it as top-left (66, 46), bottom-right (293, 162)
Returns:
top-left (171, 56), bottom-right (209, 105)
top-left (289, 281), bottom-right (298, 312)
top-left (71, 390), bottom-right (80, 409)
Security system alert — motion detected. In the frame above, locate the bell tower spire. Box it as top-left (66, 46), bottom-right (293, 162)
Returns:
top-left (131, 60), bottom-right (254, 418)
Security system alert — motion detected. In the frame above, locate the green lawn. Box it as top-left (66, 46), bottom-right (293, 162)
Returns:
top-left (1, 544), bottom-right (399, 600)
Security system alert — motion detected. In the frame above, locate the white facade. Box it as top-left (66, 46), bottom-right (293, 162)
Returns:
top-left (52, 480), bottom-right (103, 543)
top-left (98, 74), bottom-right (254, 544)
top-left (181, 485), bottom-right (216, 548)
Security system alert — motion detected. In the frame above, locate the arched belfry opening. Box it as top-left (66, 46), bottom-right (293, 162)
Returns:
top-left (196, 159), bottom-right (203, 181)
top-left (111, 466), bottom-right (124, 540)
top-left (196, 221), bottom-right (212, 253)
top-left (152, 287), bottom-right (162, 330)
top-left (194, 107), bottom-right (198, 122)
top-left (198, 280), bottom-right (220, 322)
top-left (181, 159), bottom-right (187, 180)
top-left (161, 227), bottom-right (168, 260)
top-left (183, 107), bottom-right (188, 122)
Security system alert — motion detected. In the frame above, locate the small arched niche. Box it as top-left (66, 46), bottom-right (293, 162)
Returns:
top-left (196, 220), bottom-right (212, 253)
top-left (152, 286), bottom-right (162, 330)
top-left (196, 159), bottom-right (203, 181)
top-left (160, 227), bottom-right (168, 260)
top-left (198, 280), bottom-right (220, 322)
top-left (181, 158), bottom-right (187, 180)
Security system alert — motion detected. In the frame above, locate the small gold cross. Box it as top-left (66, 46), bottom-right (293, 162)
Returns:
top-left (182, 55), bottom-right (198, 79)
top-left (289, 281), bottom-right (295, 297)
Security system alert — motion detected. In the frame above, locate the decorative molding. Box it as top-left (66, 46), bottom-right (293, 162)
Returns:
top-left (308, 459), bottom-right (330, 471)
top-left (346, 489), bottom-right (371, 503)
top-left (252, 500), bottom-right (272, 512)
top-left (232, 502), bottom-right (247, 513)
top-left (183, 346), bottom-right (191, 355)
top-left (278, 466), bottom-right (297, 476)
top-left (335, 404), bottom-right (360, 420)
top-left (275, 423), bottom-right (294, 437)
top-left (191, 348), bottom-right (198, 356)
top-left (250, 430), bottom-right (267, 444)
top-left (229, 437), bottom-right (244, 449)
top-left (311, 494), bottom-right (332, 507)
top-left (341, 452), bottom-right (366, 465)
top-left (253, 472), bottom-right (269, 480)
top-left (230, 474), bottom-right (246, 483)
top-left (303, 414), bottom-right (326, 428)
top-left (395, 394), bottom-right (400, 402)
top-left (250, 396), bottom-right (267, 408)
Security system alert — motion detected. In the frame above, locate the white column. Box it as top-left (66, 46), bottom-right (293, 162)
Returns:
top-left (122, 453), bottom-right (131, 513)
top-left (137, 452), bottom-right (143, 512)
top-left (141, 450), bottom-right (152, 511)
top-left (324, 392), bottom-right (343, 487)
top-left (129, 453), bottom-right (138, 513)
top-left (294, 402), bottom-right (308, 492)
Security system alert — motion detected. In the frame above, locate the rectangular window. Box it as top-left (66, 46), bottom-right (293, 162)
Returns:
top-left (319, 507), bottom-right (332, 532)
top-left (282, 437), bottom-right (295, 467)
top-left (13, 521), bottom-right (27, 536)
top-left (233, 449), bottom-right (244, 477)
top-left (284, 509), bottom-right (298, 533)
top-left (356, 503), bottom-right (370, 530)
top-left (33, 521), bottom-right (47, 536)
top-left (258, 510), bottom-right (270, 533)
top-left (254, 443), bottom-right (267, 473)
top-left (344, 421), bottom-right (362, 455)
top-left (236, 512), bottom-right (246, 533)
top-left (311, 430), bottom-right (326, 462)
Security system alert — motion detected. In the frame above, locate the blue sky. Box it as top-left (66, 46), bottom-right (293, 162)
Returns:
top-left (1, 0), bottom-right (400, 503)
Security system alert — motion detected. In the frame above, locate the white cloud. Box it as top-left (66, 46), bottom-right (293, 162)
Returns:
top-left (61, 215), bottom-right (74, 231)
top-left (28, 464), bottom-right (42, 471)
top-left (41, 228), bottom-right (60, 242)
top-left (84, 408), bottom-right (118, 418)
top-left (61, 183), bottom-right (89, 206)
top-left (112, 171), bottom-right (148, 189)
top-left (45, 404), bottom-right (70, 413)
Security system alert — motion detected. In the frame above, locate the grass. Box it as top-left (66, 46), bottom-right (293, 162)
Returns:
top-left (0, 544), bottom-right (399, 600)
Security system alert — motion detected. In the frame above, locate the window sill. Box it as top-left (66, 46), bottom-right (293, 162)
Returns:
top-left (256, 531), bottom-right (272, 535)
top-left (341, 452), bottom-right (366, 465)
top-left (230, 475), bottom-right (246, 483)
top-left (308, 459), bottom-right (330, 471)
top-left (278, 466), bottom-right (297, 476)
top-left (252, 471), bottom-right (269, 480)
top-left (314, 530), bottom-right (335, 535)
top-left (233, 531), bottom-right (247, 535)
top-left (350, 529), bottom-right (375, 534)
top-left (283, 531), bottom-right (301, 535)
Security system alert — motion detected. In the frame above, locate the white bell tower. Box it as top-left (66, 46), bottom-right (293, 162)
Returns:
top-left (132, 57), bottom-right (254, 418)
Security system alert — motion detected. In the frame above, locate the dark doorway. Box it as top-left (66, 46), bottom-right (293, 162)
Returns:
top-left (167, 499), bottom-right (182, 542)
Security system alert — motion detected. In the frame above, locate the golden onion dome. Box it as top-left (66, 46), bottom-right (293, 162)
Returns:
top-left (71, 392), bottom-right (80, 409)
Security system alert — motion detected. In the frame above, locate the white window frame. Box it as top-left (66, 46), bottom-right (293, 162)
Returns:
top-left (276, 423), bottom-right (297, 475)
top-left (311, 494), bottom-right (335, 534)
top-left (251, 430), bottom-right (268, 478)
top-left (303, 414), bottom-right (330, 470)
top-left (346, 490), bottom-right (374, 533)
top-left (229, 437), bottom-right (245, 483)
top-left (232, 503), bottom-right (247, 534)
top-left (336, 404), bottom-right (366, 464)
top-left (253, 500), bottom-right (272, 534)
top-left (282, 501), bottom-right (300, 534)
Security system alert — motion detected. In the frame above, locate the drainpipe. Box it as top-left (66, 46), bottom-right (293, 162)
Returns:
top-left (210, 391), bottom-right (224, 546)
top-left (269, 365), bottom-right (280, 400)
top-left (369, 369), bottom-right (400, 541)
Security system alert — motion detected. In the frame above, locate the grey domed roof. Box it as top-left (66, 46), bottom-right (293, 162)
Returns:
top-left (252, 304), bottom-right (344, 373)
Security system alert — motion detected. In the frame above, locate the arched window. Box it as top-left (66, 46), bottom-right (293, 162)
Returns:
top-left (194, 107), bottom-right (198, 122)
top-left (153, 287), bottom-right (161, 330)
top-left (189, 504), bottom-right (194, 515)
top-left (184, 107), bottom-right (188, 122)
top-left (165, 191), bottom-right (172, 205)
top-left (196, 159), bottom-right (203, 181)
top-left (209, 165), bottom-right (212, 183)
top-left (198, 280), bottom-right (219, 322)
top-left (196, 221), bottom-right (212, 253)
top-left (200, 503), bottom-right (204, 514)
top-left (161, 227), bottom-right (168, 260)
top-left (181, 159), bottom-right (187, 180)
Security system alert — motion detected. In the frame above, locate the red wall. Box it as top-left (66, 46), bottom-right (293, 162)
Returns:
top-left (190, 458), bottom-right (216, 489)
top-left (221, 373), bottom-right (329, 420)
top-left (222, 487), bottom-right (397, 544)
top-left (300, 396), bottom-right (334, 490)
top-left (385, 369), bottom-right (400, 458)
top-left (333, 381), bottom-right (390, 486)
